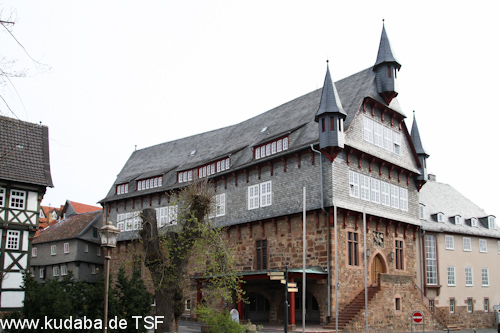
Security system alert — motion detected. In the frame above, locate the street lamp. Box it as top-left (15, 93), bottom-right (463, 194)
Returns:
top-left (98, 221), bottom-right (120, 333)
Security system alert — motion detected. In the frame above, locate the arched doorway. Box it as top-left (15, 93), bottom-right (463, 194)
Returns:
top-left (370, 253), bottom-right (386, 286)
top-left (244, 292), bottom-right (270, 323)
top-left (294, 291), bottom-right (320, 324)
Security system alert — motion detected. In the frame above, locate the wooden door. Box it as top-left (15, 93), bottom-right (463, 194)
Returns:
top-left (371, 255), bottom-right (384, 286)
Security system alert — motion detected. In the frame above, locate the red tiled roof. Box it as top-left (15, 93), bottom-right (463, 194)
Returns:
top-left (68, 201), bottom-right (101, 214)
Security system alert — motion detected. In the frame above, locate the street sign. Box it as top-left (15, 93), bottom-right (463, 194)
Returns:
top-left (288, 288), bottom-right (299, 293)
top-left (412, 311), bottom-right (424, 323)
top-left (268, 272), bottom-right (284, 276)
top-left (287, 282), bottom-right (297, 288)
top-left (270, 276), bottom-right (284, 280)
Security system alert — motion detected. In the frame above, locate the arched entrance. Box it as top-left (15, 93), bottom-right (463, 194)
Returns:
top-left (370, 253), bottom-right (387, 286)
top-left (244, 292), bottom-right (270, 323)
top-left (294, 291), bottom-right (320, 324)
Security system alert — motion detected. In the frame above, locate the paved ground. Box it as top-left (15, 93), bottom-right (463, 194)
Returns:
top-left (177, 320), bottom-right (499, 333)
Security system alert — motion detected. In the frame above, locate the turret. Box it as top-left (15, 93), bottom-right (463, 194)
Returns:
top-left (373, 22), bottom-right (401, 105)
top-left (410, 111), bottom-right (429, 186)
top-left (314, 62), bottom-right (346, 162)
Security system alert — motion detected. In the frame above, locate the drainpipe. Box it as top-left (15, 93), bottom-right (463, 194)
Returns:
top-left (310, 145), bottom-right (331, 322)
top-left (419, 229), bottom-right (425, 299)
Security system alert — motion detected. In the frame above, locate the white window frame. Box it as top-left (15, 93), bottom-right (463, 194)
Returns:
top-left (393, 131), bottom-right (401, 155)
top-left (471, 218), bottom-right (478, 227)
top-left (260, 181), bottom-right (272, 207)
top-left (390, 184), bottom-right (399, 209)
top-left (61, 265), bottom-right (68, 276)
top-left (454, 216), bottom-right (461, 225)
top-left (363, 117), bottom-right (373, 143)
top-left (32, 247), bottom-right (37, 257)
top-left (447, 266), bottom-right (456, 286)
top-left (64, 242), bottom-right (69, 254)
top-left (425, 235), bottom-right (438, 285)
top-left (463, 237), bottom-right (471, 252)
top-left (248, 184), bottom-right (260, 210)
top-left (53, 266), bottom-right (59, 277)
top-left (0, 187), bottom-right (5, 207)
top-left (449, 299), bottom-right (455, 314)
top-left (91, 264), bottom-right (96, 275)
top-left (349, 171), bottom-right (359, 198)
top-left (9, 190), bottom-right (26, 210)
top-left (437, 213), bottom-right (444, 222)
top-left (488, 216), bottom-right (496, 229)
top-left (481, 268), bottom-right (489, 286)
top-left (215, 193), bottom-right (226, 217)
top-left (419, 204), bottom-right (425, 219)
top-left (445, 235), bottom-right (454, 250)
top-left (381, 181), bottom-right (390, 207)
top-left (117, 222), bottom-right (125, 231)
top-left (465, 267), bottom-right (473, 286)
top-left (97, 247), bottom-right (101, 257)
top-left (6, 230), bottom-right (20, 250)
top-left (373, 122), bottom-right (383, 147)
top-left (467, 299), bottom-right (473, 313)
top-left (479, 239), bottom-right (487, 253)
top-left (399, 188), bottom-right (408, 211)
top-left (39, 267), bottom-right (44, 279)
top-left (383, 127), bottom-right (393, 151)
top-left (51, 244), bottom-right (57, 255)
top-left (359, 174), bottom-right (370, 201)
top-left (370, 178), bottom-right (380, 204)
top-left (484, 298), bottom-right (489, 312)
top-left (84, 244), bottom-right (89, 253)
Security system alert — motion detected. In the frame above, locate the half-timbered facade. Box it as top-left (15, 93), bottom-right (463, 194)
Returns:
top-left (100, 25), bottom-right (495, 331)
top-left (0, 116), bottom-right (53, 311)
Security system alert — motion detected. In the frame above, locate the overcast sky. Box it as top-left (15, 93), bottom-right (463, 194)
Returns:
top-left (2, 1), bottom-right (499, 217)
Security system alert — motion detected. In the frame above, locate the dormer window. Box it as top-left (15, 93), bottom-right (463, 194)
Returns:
top-left (454, 216), bottom-right (462, 225)
top-left (437, 213), bottom-right (444, 222)
top-left (488, 216), bottom-right (496, 230)
top-left (178, 157), bottom-right (231, 183)
top-left (419, 204), bottom-right (425, 219)
top-left (137, 176), bottom-right (163, 191)
top-left (254, 136), bottom-right (288, 160)
top-left (116, 183), bottom-right (129, 195)
top-left (471, 218), bottom-right (478, 227)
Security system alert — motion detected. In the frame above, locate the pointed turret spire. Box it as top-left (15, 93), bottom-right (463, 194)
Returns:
top-left (373, 21), bottom-right (401, 105)
top-left (314, 61), bottom-right (346, 162)
top-left (411, 111), bottom-right (429, 185)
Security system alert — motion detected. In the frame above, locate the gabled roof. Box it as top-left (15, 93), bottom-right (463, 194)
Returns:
top-left (0, 116), bottom-right (53, 187)
top-left (33, 210), bottom-right (102, 244)
top-left (420, 179), bottom-right (499, 238)
top-left (101, 65), bottom-right (406, 203)
top-left (66, 201), bottom-right (101, 214)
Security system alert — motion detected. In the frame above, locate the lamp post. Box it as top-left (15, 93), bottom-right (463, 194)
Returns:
top-left (98, 221), bottom-right (120, 333)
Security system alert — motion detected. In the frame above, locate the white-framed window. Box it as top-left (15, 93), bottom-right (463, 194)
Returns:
top-left (9, 190), bottom-right (26, 209)
top-left (467, 299), bottom-right (473, 313)
top-left (363, 117), bottom-right (373, 143)
top-left (447, 266), bottom-right (456, 286)
top-left (370, 178), bottom-right (380, 204)
top-left (91, 264), bottom-right (96, 275)
top-left (61, 265), bottom-right (68, 276)
top-left (116, 183), bottom-right (129, 195)
top-left (454, 216), bottom-right (462, 225)
top-left (32, 247), bottom-right (37, 257)
top-left (425, 235), bottom-right (437, 285)
top-left (463, 237), bottom-right (471, 252)
top-left (449, 299), bottom-right (455, 314)
top-left (53, 266), bottom-right (59, 277)
top-left (84, 244), bottom-right (89, 253)
top-left (445, 235), bottom-right (454, 250)
top-left (481, 268), bottom-right (489, 286)
top-left (399, 188), bottom-right (408, 211)
top-left (6, 230), bottom-right (20, 250)
top-left (156, 206), bottom-right (178, 227)
top-left (215, 193), bottom-right (226, 217)
top-left (349, 171), bottom-right (359, 198)
top-left (51, 244), bottom-right (57, 255)
top-left (471, 218), bottom-right (478, 227)
top-left (248, 184), bottom-right (260, 210)
top-left (381, 181), bottom-right (390, 207)
top-left (64, 242), bottom-right (69, 254)
top-left (383, 127), bottom-right (393, 151)
top-left (359, 174), bottom-right (370, 201)
top-left (117, 211), bottom-right (142, 231)
top-left (390, 185), bottom-right (399, 209)
top-left (373, 122), bottom-right (383, 147)
top-left (488, 216), bottom-right (496, 229)
top-left (479, 239), bottom-right (487, 253)
top-left (255, 137), bottom-right (288, 160)
top-left (97, 247), bottom-right (101, 256)
top-left (117, 221), bottom-right (124, 231)
top-left (465, 267), bottom-right (473, 286)
top-left (393, 132), bottom-right (401, 155)
top-left (39, 267), bottom-right (45, 279)
top-left (419, 204), bottom-right (425, 219)
top-left (0, 187), bottom-right (5, 207)
top-left (484, 298), bottom-right (489, 312)
top-left (260, 181), bottom-right (272, 207)
top-left (437, 213), bottom-right (444, 222)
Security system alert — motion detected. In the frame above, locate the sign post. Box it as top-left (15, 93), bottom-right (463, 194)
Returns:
top-left (411, 310), bottom-right (425, 333)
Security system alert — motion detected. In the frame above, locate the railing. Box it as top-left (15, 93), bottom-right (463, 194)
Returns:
top-left (411, 281), bottom-right (447, 326)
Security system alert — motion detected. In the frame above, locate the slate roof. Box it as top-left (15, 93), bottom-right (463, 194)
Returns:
top-left (419, 179), bottom-right (499, 238)
top-left (0, 116), bottom-right (53, 187)
top-left (374, 24), bottom-right (400, 69)
top-left (314, 63), bottom-right (346, 121)
top-left (410, 113), bottom-right (429, 157)
top-left (101, 65), bottom-right (407, 203)
top-left (33, 210), bottom-right (103, 244)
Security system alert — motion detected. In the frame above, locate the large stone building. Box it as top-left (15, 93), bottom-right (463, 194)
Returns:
top-left (0, 116), bottom-right (53, 311)
top-left (100, 25), bottom-right (498, 331)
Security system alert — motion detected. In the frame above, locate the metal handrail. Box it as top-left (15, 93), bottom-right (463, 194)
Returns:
top-left (411, 281), bottom-right (447, 326)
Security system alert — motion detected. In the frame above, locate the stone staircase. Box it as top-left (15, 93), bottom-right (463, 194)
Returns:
top-left (324, 285), bottom-right (381, 331)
